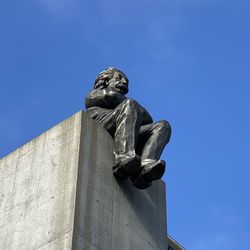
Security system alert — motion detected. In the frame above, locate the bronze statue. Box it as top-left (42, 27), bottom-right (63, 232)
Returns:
top-left (85, 67), bottom-right (171, 189)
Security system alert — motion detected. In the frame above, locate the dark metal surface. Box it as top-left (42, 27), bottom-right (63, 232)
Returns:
top-left (85, 67), bottom-right (171, 189)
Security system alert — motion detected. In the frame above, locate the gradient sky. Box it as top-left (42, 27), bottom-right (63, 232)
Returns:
top-left (1, 0), bottom-right (250, 249)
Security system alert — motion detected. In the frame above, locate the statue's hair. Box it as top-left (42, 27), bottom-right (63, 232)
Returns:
top-left (94, 67), bottom-right (128, 89)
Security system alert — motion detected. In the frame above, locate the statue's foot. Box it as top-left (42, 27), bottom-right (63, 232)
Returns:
top-left (141, 160), bottom-right (166, 182)
top-left (130, 174), bottom-right (152, 189)
top-left (130, 160), bottom-right (166, 189)
top-left (113, 155), bottom-right (141, 179)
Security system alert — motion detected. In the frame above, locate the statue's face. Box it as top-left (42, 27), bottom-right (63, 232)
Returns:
top-left (107, 71), bottom-right (129, 95)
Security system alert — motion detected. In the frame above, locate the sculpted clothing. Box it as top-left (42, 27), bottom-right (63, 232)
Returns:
top-left (85, 88), bottom-right (171, 166)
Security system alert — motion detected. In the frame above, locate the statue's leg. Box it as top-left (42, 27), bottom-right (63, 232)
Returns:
top-left (131, 120), bottom-right (171, 189)
top-left (139, 120), bottom-right (171, 161)
top-left (98, 99), bottom-right (144, 178)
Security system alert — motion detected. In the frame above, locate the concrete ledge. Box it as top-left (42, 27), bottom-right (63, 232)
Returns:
top-left (0, 111), bottom-right (167, 250)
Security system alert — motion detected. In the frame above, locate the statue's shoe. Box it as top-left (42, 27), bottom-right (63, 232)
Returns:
top-left (131, 174), bottom-right (152, 189)
top-left (140, 160), bottom-right (166, 182)
top-left (113, 155), bottom-right (141, 179)
top-left (130, 160), bottom-right (166, 189)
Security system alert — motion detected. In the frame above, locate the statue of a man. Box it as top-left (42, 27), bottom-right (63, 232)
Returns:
top-left (85, 67), bottom-right (171, 189)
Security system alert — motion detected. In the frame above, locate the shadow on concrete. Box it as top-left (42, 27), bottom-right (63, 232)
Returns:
top-left (116, 177), bottom-right (164, 246)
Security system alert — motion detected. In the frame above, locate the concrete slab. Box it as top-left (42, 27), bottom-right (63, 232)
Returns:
top-left (0, 111), bottom-right (82, 250)
top-left (0, 111), bottom-right (167, 250)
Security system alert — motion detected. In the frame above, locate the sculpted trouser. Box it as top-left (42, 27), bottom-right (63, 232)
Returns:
top-left (86, 99), bottom-right (171, 166)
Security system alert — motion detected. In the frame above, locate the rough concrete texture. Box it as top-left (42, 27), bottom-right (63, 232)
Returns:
top-left (0, 111), bottom-right (167, 250)
top-left (0, 112), bottom-right (82, 250)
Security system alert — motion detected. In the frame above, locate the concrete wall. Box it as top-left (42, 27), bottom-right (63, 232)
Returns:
top-left (0, 111), bottom-right (82, 250)
top-left (0, 111), bottom-right (167, 250)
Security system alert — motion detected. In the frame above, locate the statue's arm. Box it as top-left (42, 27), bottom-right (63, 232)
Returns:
top-left (85, 88), bottom-right (127, 109)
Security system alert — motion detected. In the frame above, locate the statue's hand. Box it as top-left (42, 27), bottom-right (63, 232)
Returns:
top-left (85, 88), bottom-right (126, 109)
top-left (104, 88), bottom-right (127, 107)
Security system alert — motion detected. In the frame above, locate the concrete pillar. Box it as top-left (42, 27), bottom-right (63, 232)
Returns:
top-left (0, 111), bottom-right (167, 250)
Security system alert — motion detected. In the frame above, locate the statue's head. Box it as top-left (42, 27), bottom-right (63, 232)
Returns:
top-left (94, 67), bottom-right (129, 95)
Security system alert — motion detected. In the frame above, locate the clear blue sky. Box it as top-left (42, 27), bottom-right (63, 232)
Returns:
top-left (1, 0), bottom-right (249, 249)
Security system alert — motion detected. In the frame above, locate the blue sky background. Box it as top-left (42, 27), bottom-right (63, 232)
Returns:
top-left (1, 0), bottom-right (249, 249)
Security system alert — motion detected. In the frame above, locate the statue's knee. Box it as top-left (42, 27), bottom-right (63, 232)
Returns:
top-left (157, 120), bottom-right (171, 141)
